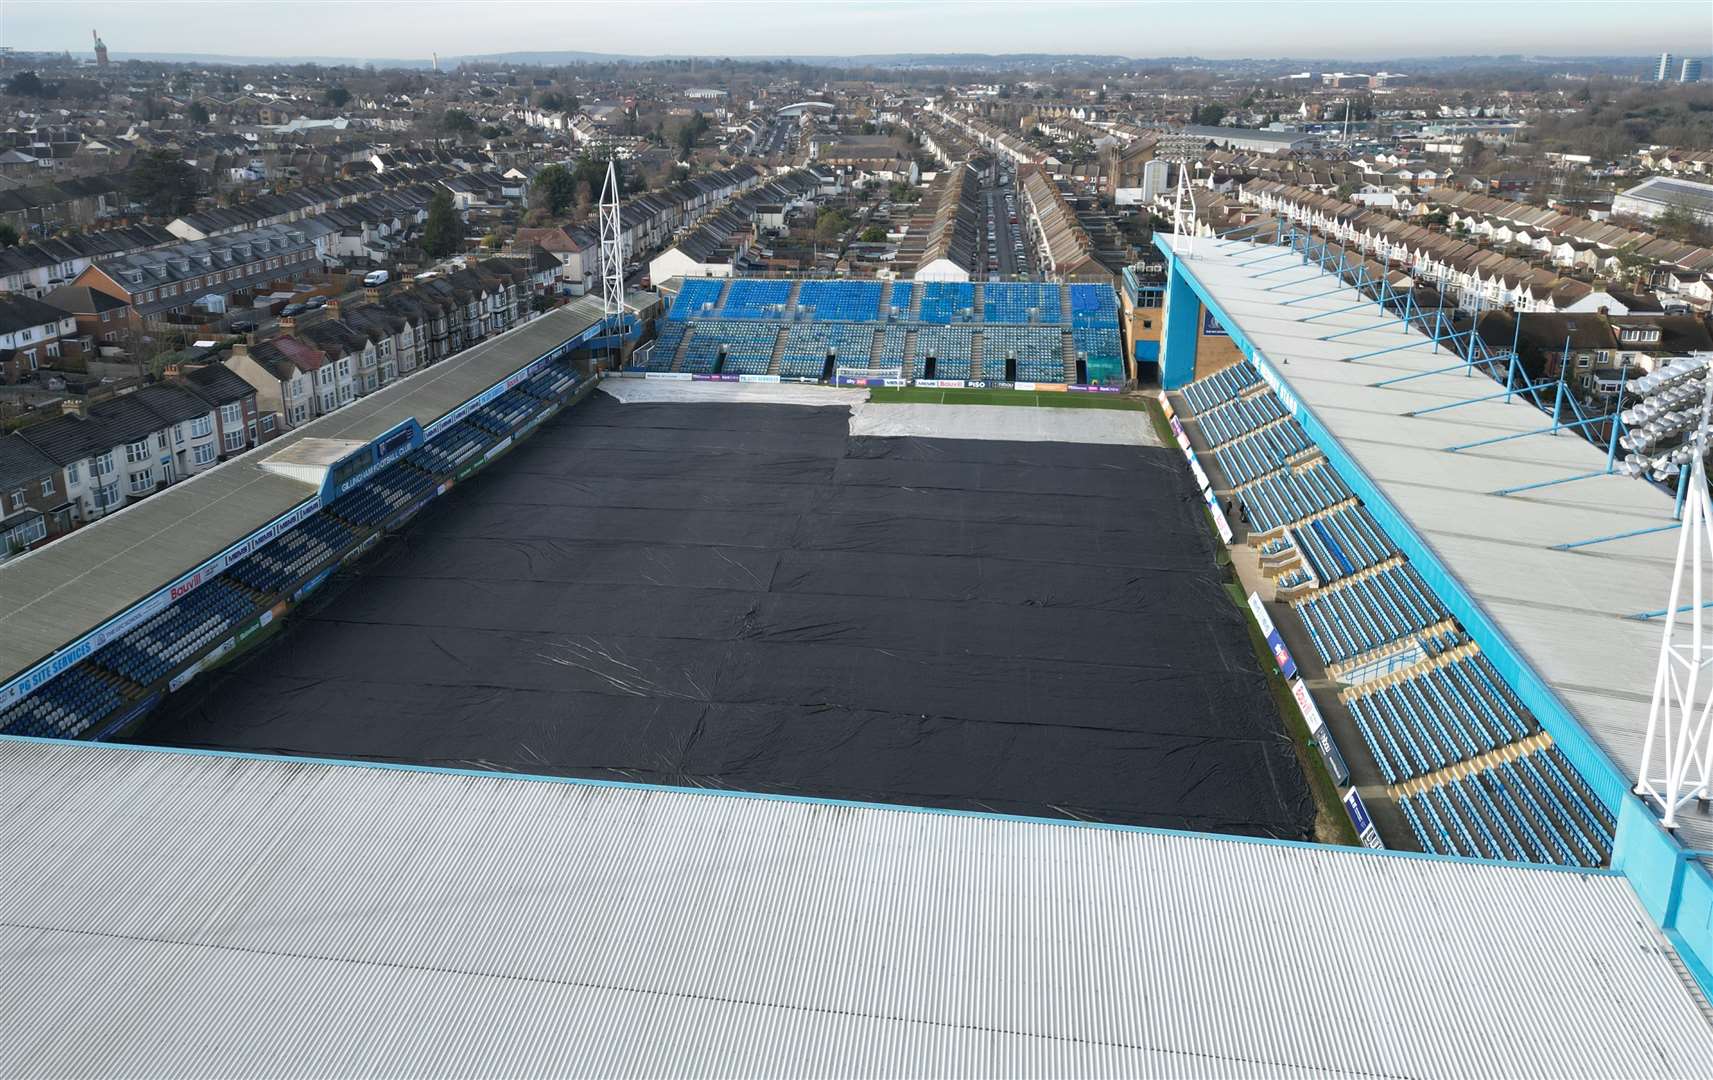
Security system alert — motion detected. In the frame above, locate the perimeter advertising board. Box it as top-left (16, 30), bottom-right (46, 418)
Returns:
top-left (1247, 593), bottom-right (1299, 681)
top-left (1343, 788), bottom-right (1386, 850)
top-left (1291, 677), bottom-right (1351, 787)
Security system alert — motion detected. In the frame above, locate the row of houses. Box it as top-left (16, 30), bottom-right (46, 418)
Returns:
top-left (1018, 165), bottom-right (1120, 281)
top-left (0, 365), bottom-right (263, 557)
top-left (1240, 181), bottom-right (1655, 313)
top-left (644, 170), bottom-right (825, 282)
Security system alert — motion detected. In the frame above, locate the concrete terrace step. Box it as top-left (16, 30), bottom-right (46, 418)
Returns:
top-left (670, 325), bottom-right (694, 373)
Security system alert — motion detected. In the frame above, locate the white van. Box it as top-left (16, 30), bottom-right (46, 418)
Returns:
top-left (363, 270), bottom-right (390, 287)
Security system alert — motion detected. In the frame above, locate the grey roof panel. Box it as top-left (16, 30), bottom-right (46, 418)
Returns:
top-left (0, 737), bottom-right (1709, 1079)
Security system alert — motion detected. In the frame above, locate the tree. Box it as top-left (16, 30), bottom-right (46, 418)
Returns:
top-left (815, 209), bottom-right (849, 243)
top-left (859, 225), bottom-right (886, 243)
top-left (126, 149), bottom-right (200, 217)
top-left (530, 163), bottom-right (577, 216)
top-left (0, 222), bottom-right (18, 248)
top-left (324, 85), bottom-right (350, 109)
top-left (5, 72), bottom-right (46, 97)
top-left (440, 108), bottom-right (477, 135)
top-left (537, 91), bottom-right (564, 111)
top-left (188, 101), bottom-right (210, 126)
top-left (421, 189), bottom-right (461, 257)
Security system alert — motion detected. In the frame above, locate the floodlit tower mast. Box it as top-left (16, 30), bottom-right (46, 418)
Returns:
top-left (1627, 355), bottom-right (1713, 827)
top-left (598, 158), bottom-right (624, 369)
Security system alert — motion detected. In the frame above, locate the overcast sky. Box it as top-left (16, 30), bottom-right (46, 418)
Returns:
top-left (6, 0), bottom-right (1709, 63)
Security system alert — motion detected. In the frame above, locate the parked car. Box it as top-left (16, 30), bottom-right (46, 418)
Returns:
top-left (281, 303), bottom-right (307, 317)
top-left (228, 319), bottom-right (256, 333)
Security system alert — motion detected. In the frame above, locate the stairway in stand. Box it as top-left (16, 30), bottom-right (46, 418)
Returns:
top-left (1059, 285), bottom-right (1074, 324)
top-left (712, 279), bottom-right (735, 312)
top-left (767, 326), bottom-right (788, 376)
top-left (970, 281), bottom-right (984, 322)
top-left (868, 327), bottom-right (885, 367)
top-left (1061, 331), bottom-right (1078, 384)
top-left (878, 279), bottom-right (895, 317)
top-left (784, 279), bottom-right (804, 315)
top-left (670, 326), bottom-right (695, 373)
top-left (969, 331), bottom-right (984, 382)
top-left (903, 329), bottom-right (919, 378)
top-left (907, 284), bottom-right (925, 320)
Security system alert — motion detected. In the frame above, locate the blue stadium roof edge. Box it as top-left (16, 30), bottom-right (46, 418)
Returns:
top-left (1154, 229), bottom-right (1713, 997)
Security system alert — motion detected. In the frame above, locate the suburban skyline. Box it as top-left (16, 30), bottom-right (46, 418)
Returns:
top-left (4, 0), bottom-right (1710, 64)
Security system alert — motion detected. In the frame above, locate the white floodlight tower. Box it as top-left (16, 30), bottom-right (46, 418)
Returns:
top-left (598, 158), bottom-right (624, 369)
top-left (1170, 160), bottom-right (1195, 259)
top-left (1627, 353), bottom-right (1713, 827)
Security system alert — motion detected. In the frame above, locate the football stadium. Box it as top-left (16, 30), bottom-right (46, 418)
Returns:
top-left (5, 249), bottom-right (1713, 1076)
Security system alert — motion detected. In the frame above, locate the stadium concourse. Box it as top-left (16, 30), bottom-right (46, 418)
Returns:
top-left (1, 275), bottom-right (1712, 1072)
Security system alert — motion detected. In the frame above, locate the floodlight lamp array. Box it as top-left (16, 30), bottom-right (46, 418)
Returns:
top-left (1619, 355), bottom-right (1713, 481)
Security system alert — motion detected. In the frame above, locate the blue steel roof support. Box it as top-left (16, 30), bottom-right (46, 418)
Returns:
top-left (1550, 522), bottom-right (1680, 551)
top-left (1407, 379), bottom-right (1567, 418)
top-left (1491, 471), bottom-right (1606, 497)
top-left (1320, 313), bottom-right (1419, 341)
top-left (1341, 337), bottom-right (1443, 364)
top-left (1444, 411), bottom-right (1608, 453)
top-left (1300, 297), bottom-right (1389, 323)
top-left (1371, 357), bottom-right (1508, 388)
top-left (1264, 274), bottom-right (1331, 293)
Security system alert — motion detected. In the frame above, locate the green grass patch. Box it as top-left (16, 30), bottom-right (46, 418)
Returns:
top-left (867, 386), bottom-right (1145, 410)
top-left (1222, 580), bottom-right (1359, 847)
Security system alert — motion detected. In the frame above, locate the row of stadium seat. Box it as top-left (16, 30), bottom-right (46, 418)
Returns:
top-left (983, 283), bottom-right (1062, 324)
top-left (913, 326), bottom-right (975, 380)
top-left (778, 324), bottom-right (875, 378)
top-left (1293, 505), bottom-right (1395, 583)
top-left (1293, 564), bottom-right (1445, 664)
top-left (1212, 419), bottom-right (1311, 487)
top-left (1239, 461), bottom-right (1350, 533)
top-left (720, 279), bottom-right (793, 319)
top-left (1401, 749), bottom-right (1612, 867)
top-left (683, 321), bottom-right (780, 375)
top-left (408, 422), bottom-right (487, 475)
top-left (467, 389), bottom-right (538, 437)
top-left (224, 514), bottom-right (354, 596)
top-left (91, 579), bottom-right (255, 688)
top-left (795, 280), bottom-right (882, 323)
top-left (917, 282), bottom-right (975, 324)
top-left (667, 278), bottom-right (725, 320)
top-left (0, 664), bottom-right (123, 739)
top-left (983, 326), bottom-right (1062, 383)
top-left (642, 323), bottom-right (690, 370)
top-left (329, 464), bottom-right (438, 528)
top-left (876, 325), bottom-right (908, 367)
top-left (1069, 283), bottom-right (1117, 325)
top-left (1071, 323), bottom-right (1123, 376)
top-left (888, 282), bottom-right (915, 320)
top-left (1197, 392), bottom-right (1288, 448)
top-left (1182, 361), bottom-right (1261, 414)
top-left (1347, 658), bottom-right (1535, 785)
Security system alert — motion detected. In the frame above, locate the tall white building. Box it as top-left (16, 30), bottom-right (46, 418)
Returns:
top-left (1683, 58), bottom-right (1704, 84)
top-left (1656, 52), bottom-right (1676, 81)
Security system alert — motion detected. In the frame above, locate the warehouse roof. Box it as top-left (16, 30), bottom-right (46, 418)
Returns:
top-left (0, 298), bottom-right (606, 693)
top-left (0, 736), bottom-right (1708, 1079)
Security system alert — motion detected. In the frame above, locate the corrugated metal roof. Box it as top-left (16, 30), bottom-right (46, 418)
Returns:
top-left (1170, 238), bottom-right (1713, 850)
top-left (0, 737), bottom-right (1707, 1078)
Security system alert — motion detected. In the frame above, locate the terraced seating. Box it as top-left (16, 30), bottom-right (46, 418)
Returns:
top-left (520, 362), bottom-right (579, 401)
top-left (876, 325), bottom-right (908, 366)
top-left (641, 323), bottom-right (689, 370)
top-left (886, 282), bottom-right (914, 319)
top-left (223, 513), bottom-right (353, 596)
top-left (1401, 749), bottom-right (1612, 868)
top-left (1291, 563), bottom-right (1445, 665)
top-left (1292, 504), bottom-right (1396, 583)
top-left (983, 282), bottom-right (1062, 324)
top-left (668, 279), bottom-right (725, 320)
top-left (916, 282), bottom-right (974, 324)
top-left (719, 279), bottom-right (792, 319)
top-left (682, 321), bottom-right (780, 375)
top-left (1196, 392), bottom-right (1287, 448)
top-left (1181, 362), bottom-right (1260, 414)
top-left (0, 664), bottom-right (125, 739)
top-left (1069, 284), bottom-right (1118, 324)
top-left (329, 462), bottom-right (438, 527)
top-left (984, 326), bottom-right (1063, 383)
top-left (912, 326), bottom-right (975, 380)
top-left (466, 390), bottom-right (538, 437)
top-left (796, 280), bottom-right (882, 322)
top-left (778, 324), bottom-right (875, 378)
top-left (91, 579), bottom-right (255, 689)
top-left (1071, 323), bottom-right (1123, 379)
top-left (1238, 461), bottom-right (1350, 534)
top-left (1211, 419), bottom-right (1311, 487)
top-left (409, 422), bottom-right (489, 475)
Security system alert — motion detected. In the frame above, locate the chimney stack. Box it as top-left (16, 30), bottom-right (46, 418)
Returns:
top-left (326, 300), bottom-right (342, 320)
top-left (229, 342), bottom-right (250, 360)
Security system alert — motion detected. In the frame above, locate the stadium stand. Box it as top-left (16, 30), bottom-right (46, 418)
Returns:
top-left (983, 282), bottom-right (1063, 324)
top-left (916, 282), bottom-right (975, 325)
top-left (90, 579), bottom-right (255, 688)
top-left (886, 281), bottom-right (915, 320)
top-left (912, 326), bottom-right (975, 379)
top-left (667, 278), bottom-right (725, 321)
top-left (876, 325), bottom-right (909, 367)
top-left (1173, 356), bottom-right (1620, 870)
top-left (778, 324), bottom-right (876, 379)
top-left (681, 321), bottom-right (781, 375)
top-left (222, 514), bottom-right (354, 596)
top-left (0, 664), bottom-right (122, 739)
top-left (642, 323), bottom-right (689, 370)
top-left (796, 280), bottom-right (882, 322)
top-left (982, 326), bottom-right (1063, 383)
top-left (719, 279), bottom-right (793, 319)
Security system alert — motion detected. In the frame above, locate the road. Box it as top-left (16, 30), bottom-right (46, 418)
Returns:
top-left (979, 169), bottom-right (1033, 280)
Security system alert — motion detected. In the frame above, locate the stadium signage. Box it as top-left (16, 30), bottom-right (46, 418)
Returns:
top-left (1203, 487), bottom-right (1234, 544)
top-left (1160, 396), bottom-right (1176, 420)
top-left (1201, 309), bottom-right (1229, 337)
top-left (1250, 352), bottom-right (1300, 418)
top-left (1249, 593), bottom-right (1299, 681)
top-left (425, 347), bottom-right (563, 439)
top-left (644, 371), bottom-right (693, 381)
top-left (737, 374), bottom-right (781, 384)
top-left (0, 495), bottom-right (325, 708)
top-left (1188, 455), bottom-right (1212, 495)
top-left (1342, 788), bottom-right (1386, 850)
top-left (915, 379), bottom-right (967, 389)
top-left (319, 419), bottom-right (424, 508)
top-left (1068, 384), bottom-right (1124, 394)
